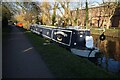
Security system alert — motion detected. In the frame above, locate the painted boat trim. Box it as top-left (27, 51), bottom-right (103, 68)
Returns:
top-left (51, 29), bottom-right (73, 46)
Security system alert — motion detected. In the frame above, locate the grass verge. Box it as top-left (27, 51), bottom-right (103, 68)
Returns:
top-left (25, 30), bottom-right (117, 78)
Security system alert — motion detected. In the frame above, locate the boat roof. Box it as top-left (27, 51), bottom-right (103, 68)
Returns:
top-left (31, 24), bottom-right (90, 31)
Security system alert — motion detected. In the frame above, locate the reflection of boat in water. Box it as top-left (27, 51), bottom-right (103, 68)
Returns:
top-left (30, 24), bottom-right (99, 57)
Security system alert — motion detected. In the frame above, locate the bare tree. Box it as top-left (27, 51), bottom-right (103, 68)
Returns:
top-left (12, 2), bottom-right (42, 29)
top-left (51, 2), bottom-right (57, 26)
top-left (38, 2), bottom-right (51, 25)
top-left (58, 1), bottom-right (73, 27)
top-left (101, 0), bottom-right (119, 29)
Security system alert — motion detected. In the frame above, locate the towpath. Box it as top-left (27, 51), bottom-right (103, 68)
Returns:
top-left (2, 25), bottom-right (54, 78)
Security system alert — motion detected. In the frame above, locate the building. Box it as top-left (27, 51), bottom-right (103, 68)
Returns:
top-left (70, 3), bottom-right (120, 28)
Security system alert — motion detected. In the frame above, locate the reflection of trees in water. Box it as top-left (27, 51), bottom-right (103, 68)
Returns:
top-left (99, 40), bottom-right (107, 54)
top-left (100, 38), bottom-right (120, 61)
top-left (92, 35), bottom-right (120, 72)
top-left (101, 40), bottom-right (109, 71)
top-left (92, 35), bottom-right (120, 61)
top-left (106, 38), bottom-right (120, 61)
top-left (115, 40), bottom-right (120, 61)
top-left (107, 40), bottom-right (116, 59)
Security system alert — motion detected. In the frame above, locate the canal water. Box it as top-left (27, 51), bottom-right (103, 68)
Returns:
top-left (90, 35), bottom-right (120, 75)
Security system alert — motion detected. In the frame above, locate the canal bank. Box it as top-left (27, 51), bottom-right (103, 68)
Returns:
top-left (91, 28), bottom-right (120, 38)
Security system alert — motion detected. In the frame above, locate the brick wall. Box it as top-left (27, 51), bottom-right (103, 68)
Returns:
top-left (71, 4), bottom-right (120, 28)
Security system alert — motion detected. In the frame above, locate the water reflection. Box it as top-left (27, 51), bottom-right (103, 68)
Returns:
top-left (98, 56), bottom-right (120, 73)
top-left (92, 35), bottom-right (120, 74)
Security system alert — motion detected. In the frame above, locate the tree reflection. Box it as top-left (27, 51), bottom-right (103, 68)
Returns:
top-left (92, 35), bottom-right (120, 73)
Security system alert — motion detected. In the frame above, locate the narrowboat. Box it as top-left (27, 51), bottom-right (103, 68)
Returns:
top-left (30, 24), bottom-right (100, 57)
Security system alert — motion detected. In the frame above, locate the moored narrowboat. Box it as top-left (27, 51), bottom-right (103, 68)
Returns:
top-left (30, 24), bottom-right (100, 57)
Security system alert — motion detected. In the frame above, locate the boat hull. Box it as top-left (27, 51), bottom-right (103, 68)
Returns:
top-left (71, 48), bottom-right (99, 57)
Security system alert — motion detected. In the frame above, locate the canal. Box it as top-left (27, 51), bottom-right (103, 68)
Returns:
top-left (91, 35), bottom-right (120, 75)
